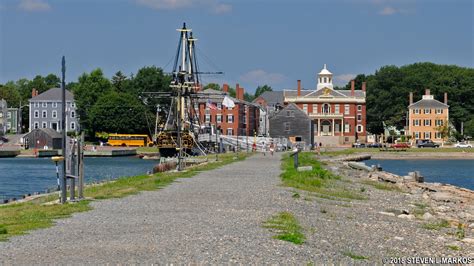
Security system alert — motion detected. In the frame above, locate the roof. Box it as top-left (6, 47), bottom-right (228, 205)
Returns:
top-left (409, 99), bottom-right (449, 109)
top-left (318, 64), bottom-right (332, 75)
top-left (29, 88), bottom-right (75, 102)
top-left (252, 91), bottom-right (284, 105)
top-left (271, 102), bottom-right (310, 120)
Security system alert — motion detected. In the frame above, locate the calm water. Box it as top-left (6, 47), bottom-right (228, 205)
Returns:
top-left (0, 157), bottom-right (158, 200)
top-left (365, 159), bottom-right (474, 190)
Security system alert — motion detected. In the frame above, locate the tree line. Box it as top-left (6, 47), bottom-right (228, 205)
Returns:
top-left (0, 66), bottom-right (273, 138)
top-left (341, 62), bottom-right (474, 139)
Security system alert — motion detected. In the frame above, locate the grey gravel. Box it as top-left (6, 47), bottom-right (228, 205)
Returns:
top-left (0, 153), bottom-right (472, 264)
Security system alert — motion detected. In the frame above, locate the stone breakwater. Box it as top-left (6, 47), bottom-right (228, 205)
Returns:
top-left (326, 154), bottom-right (474, 245)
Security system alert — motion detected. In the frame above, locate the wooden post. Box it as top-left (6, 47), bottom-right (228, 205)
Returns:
top-left (78, 132), bottom-right (84, 199)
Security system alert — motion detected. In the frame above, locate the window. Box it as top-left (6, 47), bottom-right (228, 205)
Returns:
top-left (424, 119), bottom-right (431, 126)
top-left (357, 125), bottom-right (363, 133)
top-left (53, 102), bottom-right (58, 108)
top-left (302, 104), bottom-right (308, 114)
top-left (227, 128), bottom-right (233, 135)
top-left (7, 112), bottom-right (11, 119)
top-left (435, 120), bottom-right (443, 126)
top-left (217, 115), bottom-right (222, 123)
top-left (344, 104), bottom-right (350, 115)
top-left (71, 122), bottom-right (75, 130)
top-left (34, 122), bottom-right (39, 129)
top-left (284, 122), bottom-right (290, 131)
top-left (424, 108), bottom-right (431, 114)
top-left (436, 109), bottom-right (443, 114)
top-left (243, 115), bottom-right (247, 124)
top-left (435, 132), bottom-right (442, 139)
top-left (52, 111), bottom-right (57, 118)
top-left (286, 110), bottom-right (294, 117)
top-left (71, 111), bottom-right (75, 118)
top-left (344, 123), bottom-right (350, 133)
top-left (42, 122), bottom-right (47, 128)
top-left (357, 114), bottom-right (362, 121)
top-left (424, 132), bottom-right (431, 139)
top-left (205, 115), bottom-right (210, 123)
top-left (42, 110), bottom-right (47, 118)
top-left (415, 132), bottom-right (420, 139)
top-left (413, 119), bottom-right (420, 126)
top-left (34, 111), bottom-right (39, 118)
top-left (323, 103), bottom-right (330, 114)
top-left (7, 122), bottom-right (11, 129)
top-left (42, 102), bottom-right (47, 107)
top-left (34, 102), bottom-right (40, 108)
top-left (335, 104), bottom-right (340, 114)
top-left (357, 105), bottom-right (362, 112)
top-left (227, 115), bottom-right (233, 123)
top-left (217, 103), bottom-right (222, 110)
top-left (71, 102), bottom-right (75, 108)
top-left (312, 104), bottom-right (318, 113)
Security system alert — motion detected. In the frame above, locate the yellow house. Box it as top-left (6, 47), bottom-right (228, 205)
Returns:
top-left (408, 89), bottom-right (449, 143)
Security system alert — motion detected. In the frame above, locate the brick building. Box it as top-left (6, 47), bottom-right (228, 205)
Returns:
top-left (407, 89), bottom-right (449, 143)
top-left (284, 65), bottom-right (367, 146)
top-left (196, 84), bottom-right (259, 136)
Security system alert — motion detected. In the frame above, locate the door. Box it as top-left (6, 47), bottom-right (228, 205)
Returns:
top-left (52, 122), bottom-right (58, 131)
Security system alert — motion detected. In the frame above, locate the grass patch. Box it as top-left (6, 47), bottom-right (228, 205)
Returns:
top-left (342, 251), bottom-right (369, 260)
top-left (456, 223), bottom-right (465, 240)
top-left (360, 180), bottom-right (403, 192)
top-left (280, 152), bottom-right (365, 200)
top-left (447, 245), bottom-right (461, 251)
top-left (422, 219), bottom-right (450, 230)
top-left (263, 212), bottom-right (305, 244)
top-left (0, 153), bottom-right (249, 241)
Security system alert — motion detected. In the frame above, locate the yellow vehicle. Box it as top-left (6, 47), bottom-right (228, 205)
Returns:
top-left (107, 134), bottom-right (153, 147)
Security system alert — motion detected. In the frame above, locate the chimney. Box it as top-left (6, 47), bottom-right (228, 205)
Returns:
top-left (425, 88), bottom-right (430, 96)
top-left (409, 92), bottom-right (413, 105)
top-left (297, 80), bottom-right (301, 97)
top-left (444, 92), bottom-right (448, 105)
top-left (32, 88), bottom-right (37, 97)
top-left (236, 83), bottom-right (243, 100)
top-left (351, 80), bottom-right (355, 96)
top-left (362, 82), bottom-right (366, 92)
top-left (240, 87), bottom-right (245, 101)
top-left (223, 83), bottom-right (229, 93)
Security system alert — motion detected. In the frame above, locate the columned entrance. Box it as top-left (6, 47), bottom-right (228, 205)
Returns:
top-left (321, 120), bottom-right (332, 136)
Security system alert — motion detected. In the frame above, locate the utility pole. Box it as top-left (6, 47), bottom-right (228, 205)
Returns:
top-left (61, 56), bottom-right (67, 204)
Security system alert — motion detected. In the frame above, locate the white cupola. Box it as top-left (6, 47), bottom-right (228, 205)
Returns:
top-left (317, 64), bottom-right (333, 90)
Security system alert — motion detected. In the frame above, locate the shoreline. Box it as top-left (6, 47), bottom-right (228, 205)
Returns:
top-left (370, 152), bottom-right (474, 160)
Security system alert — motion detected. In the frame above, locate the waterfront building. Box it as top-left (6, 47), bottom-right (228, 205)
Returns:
top-left (196, 84), bottom-right (260, 137)
top-left (28, 88), bottom-right (80, 133)
top-left (0, 99), bottom-right (7, 136)
top-left (269, 103), bottom-right (313, 149)
top-left (283, 64), bottom-right (367, 146)
top-left (252, 91), bottom-right (284, 137)
top-left (7, 108), bottom-right (19, 134)
top-left (407, 89), bottom-right (449, 143)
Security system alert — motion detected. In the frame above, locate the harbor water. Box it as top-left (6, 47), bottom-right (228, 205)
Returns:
top-left (0, 157), bottom-right (158, 201)
top-left (365, 159), bottom-right (474, 190)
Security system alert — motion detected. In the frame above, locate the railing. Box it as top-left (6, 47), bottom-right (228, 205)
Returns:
top-left (308, 112), bottom-right (344, 118)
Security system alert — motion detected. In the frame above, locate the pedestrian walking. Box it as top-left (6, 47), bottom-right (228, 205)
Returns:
top-left (269, 143), bottom-right (275, 156)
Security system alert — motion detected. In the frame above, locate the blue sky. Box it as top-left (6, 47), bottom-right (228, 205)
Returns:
top-left (0, 0), bottom-right (472, 93)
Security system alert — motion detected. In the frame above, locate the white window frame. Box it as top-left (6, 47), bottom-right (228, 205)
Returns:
top-left (413, 109), bottom-right (420, 114)
top-left (344, 104), bottom-right (350, 115)
top-left (284, 122), bottom-right (290, 131)
top-left (357, 105), bottom-right (362, 112)
top-left (227, 115), bottom-right (233, 123)
top-left (435, 132), bottom-right (442, 139)
top-left (71, 122), bottom-right (75, 130)
top-left (357, 114), bottom-right (362, 121)
top-left (424, 132), bottom-right (431, 139)
top-left (302, 104), bottom-right (308, 114)
top-left (42, 122), bottom-right (47, 128)
top-left (344, 123), bottom-right (350, 133)
top-left (34, 122), bottom-right (39, 129)
top-left (42, 102), bottom-right (47, 108)
top-left (334, 104), bottom-right (340, 114)
top-left (312, 104), bottom-right (318, 114)
top-left (415, 132), bottom-right (420, 139)
top-left (217, 115), bottom-right (222, 123)
top-left (424, 119), bottom-right (431, 126)
top-left (227, 128), bottom-right (233, 136)
top-left (42, 110), bottom-right (47, 118)
top-left (34, 110), bottom-right (39, 118)
top-left (53, 102), bottom-right (58, 108)
top-left (71, 111), bottom-right (75, 118)
top-left (7, 112), bottom-right (11, 119)
top-left (436, 109), bottom-right (443, 114)
top-left (205, 115), bottom-right (211, 123)
top-left (34, 102), bottom-right (40, 108)
top-left (52, 110), bottom-right (57, 118)
top-left (424, 108), bottom-right (431, 114)
top-left (357, 124), bottom-right (363, 133)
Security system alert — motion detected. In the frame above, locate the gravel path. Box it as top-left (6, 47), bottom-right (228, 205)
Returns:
top-left (1, 153), bottom-right (472, 264)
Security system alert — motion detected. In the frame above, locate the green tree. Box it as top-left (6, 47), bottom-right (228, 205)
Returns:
top-left (0, 82), bottom-right (21, 107)
top-left (89, 91), bottom-right (150, 134)
top-left (203, 83), bottom-right (220, 91)
top-left (44, 74), bottom-right (60, 88)
top-left (111, 71), bottom-right (130, 93)
top-left (244, 92), bottom-right (255, 102)
top-left (463, 119), bottom-right (474, 139)
top-left (254, 85), bottom-right (272, 98)
top-left (72, 69), bottom-right (113, 136)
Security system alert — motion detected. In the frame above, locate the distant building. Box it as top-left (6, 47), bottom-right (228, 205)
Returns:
top-left (407, 89), bottom-right (449, 143)
top-left (253, 91), bottom-right (284, 136)
top-left (196, 84), bottom-right (260, 137)
top-left (23, 128), bottom-right (63, 149)
top-left (283, 64), bottom-right (367, 146)
top-left (28, 88), bottom-right (80, 133)
top-left (0, 99), bottom-right (7, 136)
top-left (7, 108), bottom-right (19, 134)
top-left (269, 103), bottom-right (313, 149)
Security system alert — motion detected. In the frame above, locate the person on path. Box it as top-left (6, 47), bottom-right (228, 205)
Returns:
top-left (261, 142), bottom-right (266, 156)
top-left (269, 143), bottom-right (275, 156)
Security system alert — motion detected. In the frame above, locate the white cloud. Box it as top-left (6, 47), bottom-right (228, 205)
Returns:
top-left (135, 0), bottom-right (231, 14)
top-left (240, 69), bottom-right (286, 85)
top-left (379, 6), bottom-right (397, 15)
top-left (18, 0), bottom-right (51, 12)
top-left (335, 74), bottom-right (357, 83)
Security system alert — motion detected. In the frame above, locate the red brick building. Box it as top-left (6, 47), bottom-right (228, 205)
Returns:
top-left (284, 65), bottom-right (367, 146)
top-left (196, 84), bottom-right (259, 136)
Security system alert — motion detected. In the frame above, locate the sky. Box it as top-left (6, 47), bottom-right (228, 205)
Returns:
top-left (0, 0), bottom-right (473, 93)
